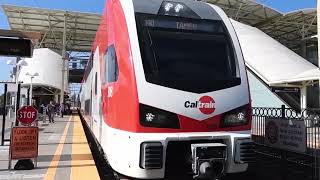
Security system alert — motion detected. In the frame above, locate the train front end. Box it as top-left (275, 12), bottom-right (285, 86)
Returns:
top-left (107, 0), bottom-right (253, 179)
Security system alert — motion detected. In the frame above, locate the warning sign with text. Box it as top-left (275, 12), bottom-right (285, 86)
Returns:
top-left (10, 127), bottom-right (38, 159)
top-left (265, 118), bottom-right (306, 153)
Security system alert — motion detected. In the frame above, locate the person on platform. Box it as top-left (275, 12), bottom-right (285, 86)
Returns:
top-left (60, 103), bottom-right (64, 118)
top-left (47, 101), bottom-right (55, 123)
top-left (39, 104), bottom-right (46, 123)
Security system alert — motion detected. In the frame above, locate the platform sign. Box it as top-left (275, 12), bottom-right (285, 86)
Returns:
top-left (271, 87), bottom-right (299, 93)
top-left (10, 127), bottom-right (38, 159)
top-left (0, 38), bottom-right (32, 57)
top-left (17, 106), bottom-right (38, 125)
top-left (265, 118), bottom-right (306, 153)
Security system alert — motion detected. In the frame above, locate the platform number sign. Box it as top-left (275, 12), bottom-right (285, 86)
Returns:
top-left (17, 106), bottom-right (38, 125)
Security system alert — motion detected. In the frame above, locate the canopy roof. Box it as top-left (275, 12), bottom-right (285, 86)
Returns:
top-left (2, 5), bottom-right (101, 52)
top-left (231, 19), bottom-right (320, 87)
top-left (2, 1), bottom-right (317, 87)
top-left (207, 0), bottom-right (317, 51)
top-left (2, 1), bottom-right (317, 53)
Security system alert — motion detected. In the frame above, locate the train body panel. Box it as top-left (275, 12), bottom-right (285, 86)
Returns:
top-left (80, 0), bottom-right (253, 178)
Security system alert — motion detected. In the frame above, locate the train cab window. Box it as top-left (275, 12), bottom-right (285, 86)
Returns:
top-left (104, 45), bottom-right (119, 83)
top-left (136, 14), bottom-right (241, 93)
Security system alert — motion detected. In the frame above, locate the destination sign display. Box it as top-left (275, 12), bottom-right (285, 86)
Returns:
top-left (0, 38), bottom-right (32, 57)
top-left (144, 18), bottom-right (222, 33)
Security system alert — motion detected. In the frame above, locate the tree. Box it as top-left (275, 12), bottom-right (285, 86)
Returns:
top-left (0, 93), bottom-right (3, 115)
top-left (0, 93), bottom-right (4, 107)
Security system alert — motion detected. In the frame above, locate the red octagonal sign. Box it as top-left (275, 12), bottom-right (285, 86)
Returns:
top-left (17, 106), bottom-right (38, 125)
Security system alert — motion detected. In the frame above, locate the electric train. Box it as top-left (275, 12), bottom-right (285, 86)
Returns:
top-left (80, 0), bottom-right (253, 179)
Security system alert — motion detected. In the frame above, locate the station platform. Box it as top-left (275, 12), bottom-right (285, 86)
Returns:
top-left (0, 115), bottom-right (100, 180)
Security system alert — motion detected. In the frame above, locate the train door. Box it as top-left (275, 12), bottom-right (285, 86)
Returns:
top-left (92, 48), bottom-right (102, 141)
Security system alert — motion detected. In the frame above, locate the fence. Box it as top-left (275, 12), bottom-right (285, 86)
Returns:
top-left (251, 105), bottom-right (320, 180)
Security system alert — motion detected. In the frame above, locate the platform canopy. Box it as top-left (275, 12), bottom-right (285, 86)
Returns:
top-left (206, 0), bottom-right (317, 51)
top-left (3, 1), bottom-right (317, 53)
top-left (3, 1), bottom-right (317, 55)
top-left (2, 1), bottom-right (317, 90)
top-left (231, 19), bottom-right (320, 87)
top-left (2, 5), bottom-right (101, 52)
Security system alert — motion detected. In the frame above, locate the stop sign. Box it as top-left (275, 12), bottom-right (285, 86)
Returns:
top-left (17, 106), bottom-right (38, 124)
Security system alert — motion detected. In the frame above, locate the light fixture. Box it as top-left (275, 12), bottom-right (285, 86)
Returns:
top-left (164, 2), bottom-right (173, 12)
top-left (174, 4), bottom-right (184, 13)
top-left (6, 59), bottom-right (15, 65)
top-left (7, 59), bottom-right (28, 66)
top-left (26, 72), bottom-right (39, 77)
top-left (17, 60), bottom-right (28, 66)
top-left (158, 1), bottom-right (200, 18)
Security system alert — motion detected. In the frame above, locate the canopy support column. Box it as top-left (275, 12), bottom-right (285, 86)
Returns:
top-left (318, 0), bottom-right (320, 109)
top-left (300, 86), bottom-right (307, 110)
top-left (60, 14), bottom-right (67, 105)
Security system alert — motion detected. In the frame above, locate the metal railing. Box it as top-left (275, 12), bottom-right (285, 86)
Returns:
top-left (252, 105), bottom-right (320, 155)
top-left (251, 105), bottom-right (320, 180)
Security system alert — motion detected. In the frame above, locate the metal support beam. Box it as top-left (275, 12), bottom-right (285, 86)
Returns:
top-left (318, 0), bottom-right (320, 110)
top-left (60, 14), bottom-right (67, 104)
top-left (300, 25), bottom-right (307, 58)
top-left (1, 84), bottom-right (7, 146)
top-left (15, 83), bottom-right (21, 126)
top-left (300, 86), bottom-right (307, 110)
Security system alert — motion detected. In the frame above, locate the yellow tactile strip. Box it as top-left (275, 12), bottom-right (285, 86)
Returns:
top-left (44, 116), bottom-right (100, 180)
top-left (70, 115), bottom-right (100, 180)
top-left (44, 116), bottom-right (72, 180)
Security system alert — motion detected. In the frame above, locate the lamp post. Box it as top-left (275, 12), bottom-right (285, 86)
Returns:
top-left (6, 59), bottom-right (28, 121)
top-left (7, 59), bottom-right (28, 82)
top-left (25, 72), bottom-right (39, 106)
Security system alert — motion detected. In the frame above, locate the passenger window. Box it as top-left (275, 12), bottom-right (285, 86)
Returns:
top-left (104, 45), bottom-right (119, 83)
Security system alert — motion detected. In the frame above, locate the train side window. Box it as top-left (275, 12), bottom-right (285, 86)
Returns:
top-left (105, 45), bottom-right (119, 83)
top-left (94, 72), bottom-right (97, 95)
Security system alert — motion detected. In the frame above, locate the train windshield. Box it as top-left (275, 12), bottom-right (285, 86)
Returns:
top-left (136, 14), bottom-right (241, 93)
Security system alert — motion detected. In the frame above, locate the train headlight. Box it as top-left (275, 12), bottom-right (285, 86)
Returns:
top-left (158, 1), bottom-right (200, 19)
top-left (220, 104), bottom-right (251, 127)
top-left (140, 104), bottom-right (180, 129)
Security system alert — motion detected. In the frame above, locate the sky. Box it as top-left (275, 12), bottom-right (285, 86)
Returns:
top-left (0, 0), bottom-right (317, 93)
top-left (256, 0), bottom-right (316, 13)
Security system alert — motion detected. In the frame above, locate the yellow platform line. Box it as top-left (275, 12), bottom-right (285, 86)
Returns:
top-left (70, 116), bottom-right (100, 180)
top-left (44, 116), bottom-right (72, 180)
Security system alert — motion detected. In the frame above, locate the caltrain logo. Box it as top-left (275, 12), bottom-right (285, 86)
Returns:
top-left (184, 96), bottom-right (215, 115)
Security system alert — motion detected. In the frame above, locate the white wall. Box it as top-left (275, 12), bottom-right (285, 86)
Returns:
top-left (18, 48), bottom-right (68, 92)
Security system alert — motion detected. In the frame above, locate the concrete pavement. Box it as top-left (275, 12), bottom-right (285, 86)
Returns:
top-left (0, 115), bottom-right (100, 180)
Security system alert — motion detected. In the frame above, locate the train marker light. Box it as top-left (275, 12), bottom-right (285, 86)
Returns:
top-left (220, 105), bottom-right (251, 127)
top-left (164, 2), bottom-right (173, 12)
top-left (146, 113), bottom-right (155, 122)
top-left (174, 4), bottom-right (184, 13)
top-left (158, 1), bottom-right (200, 19)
